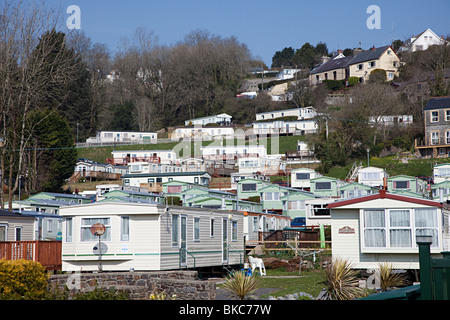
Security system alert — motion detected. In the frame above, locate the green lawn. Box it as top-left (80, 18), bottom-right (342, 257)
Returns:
top-left (257, 269), bottom-right (325, 299)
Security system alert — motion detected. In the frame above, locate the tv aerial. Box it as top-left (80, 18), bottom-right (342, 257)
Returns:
top-left (90, 223), bottom-right (106, 272)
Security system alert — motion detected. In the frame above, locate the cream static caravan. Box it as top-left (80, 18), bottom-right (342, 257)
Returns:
top-left (60, 202), bottom-right (244, 272)
top-left (328, 190), bottom-right (448, 270)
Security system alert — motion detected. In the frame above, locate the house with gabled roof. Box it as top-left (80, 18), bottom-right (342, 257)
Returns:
top-left (310, 45), bottom-right (400, 85)
top-left (400, 28), bottom-right (448, 52)
top-left (328, 189), bottom-right (448, 270)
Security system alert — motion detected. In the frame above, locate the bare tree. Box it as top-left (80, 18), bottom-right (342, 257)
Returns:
top-left (0, 1), bottom-right (80, 210)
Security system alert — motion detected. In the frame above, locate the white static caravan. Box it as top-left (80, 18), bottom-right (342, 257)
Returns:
top-left (110, 150), bottom-right (177, 165)
top-left (433, 163), bottom-right (450, 184)
top-left (357, 166), bottom-right (388, 187)
top-left (290, 168), bottom-right (322, 190)
top-left (90, 130), bottom-right (157, 144)
top-left (171, 126), bottom-right (235, 141)
top-left (60, 202), bottom-right (244, 272)
top-left (328, 190), bottom-right (448, 270)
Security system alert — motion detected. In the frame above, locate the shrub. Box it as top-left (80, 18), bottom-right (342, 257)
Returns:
top-left (320, 257), bottom-right (364, 300)
top-left (323, 79), bottom-right (345, 91)
top-left (377, 262), bottom-right (407, 291)
top-left (0, 259), bottom-right (49, 300)
top-left (222, 270), bottom-right (261, 300)
top-left (347, 76), bottom-right (359, 87)
top-left (73, 286), bottom-right (130, 300)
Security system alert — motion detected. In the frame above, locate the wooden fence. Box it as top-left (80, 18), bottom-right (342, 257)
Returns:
top-left (0, 241), bottom-right (62, 271)
top-left (246, 229), bottom-right (331, 255)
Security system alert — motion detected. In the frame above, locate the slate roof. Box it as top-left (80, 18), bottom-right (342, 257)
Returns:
top-left (424, 97), bottom-right (450, 111)
top-left (310, 56), bottom-right (353, 74)
top-left (310, 45), bottom-right (392, 75)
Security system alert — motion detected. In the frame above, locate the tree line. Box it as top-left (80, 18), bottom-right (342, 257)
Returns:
top-left (0, 1), bottom-right (267, 207)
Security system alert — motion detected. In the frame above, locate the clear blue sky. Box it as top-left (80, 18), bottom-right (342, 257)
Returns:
top-left (35, 0), bottom-right (450, 66)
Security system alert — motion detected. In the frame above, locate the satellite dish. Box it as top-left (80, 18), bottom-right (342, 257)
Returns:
top-left (90, 223), bottom-right (106, 236)
top-left (93, 242), bottom-right (108, 255)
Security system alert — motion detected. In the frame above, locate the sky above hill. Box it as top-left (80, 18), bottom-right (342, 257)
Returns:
top-left (28, 0), bottom-right (450, 66)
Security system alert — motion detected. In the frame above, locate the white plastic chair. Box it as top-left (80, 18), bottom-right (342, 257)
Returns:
top-left (248, 256), bottom-right (266, 276)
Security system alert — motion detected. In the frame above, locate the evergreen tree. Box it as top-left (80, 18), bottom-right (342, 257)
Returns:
top-left (27, 109), bottom-right (77, 192)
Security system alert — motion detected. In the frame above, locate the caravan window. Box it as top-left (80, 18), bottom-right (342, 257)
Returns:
top-left (393, 181), bottom-right (409, 189)
top-left (120, 217), bottom-right (130, 241)
top-left (363, 208), bottom-right (439, 249)
top-left (194, 217), bottom-right (200, 241)
top-left (81, 218), bottom-right (111, 241)
top-left (231, 220), bottom-right (238, 241)
top-left (316, 182), bottom-right (331, 190)
top-left (296, 173), bottom-right (310, 180)
top-left (242, 183), bottom-right (257, 191)
top-left (172, 214), bottom-right (179, 247)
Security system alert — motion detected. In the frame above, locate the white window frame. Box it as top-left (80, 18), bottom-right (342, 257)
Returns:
top-left (65, 218), bottom-right (73, 242)
top-left (210, 218), bottom-right (215, 238)
top-left (231, 220), bottom-right (238, 241)
top-left (120, 216), bottom-right (130, 241)
top-left (431, 111), bottom-right (439, 123)
top-left (193, 217), bottom-right (200, 242)
top-left (361, 208), bottom-right (440, 252)
top-left (431, 131), bottom-right (440, 145)
top-left (171, 214), bottom-right (179, 247)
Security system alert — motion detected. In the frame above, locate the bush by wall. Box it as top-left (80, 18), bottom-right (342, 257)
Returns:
top-left (0, 259), bottom-right (49, 300)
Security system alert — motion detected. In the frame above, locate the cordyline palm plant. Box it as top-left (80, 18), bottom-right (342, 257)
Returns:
top-left (321, 257), bottom-right (364, 300)
top-left (378, 262), bottom-right (406, 291)
top-left (222, 270), bottom-right (261, 300)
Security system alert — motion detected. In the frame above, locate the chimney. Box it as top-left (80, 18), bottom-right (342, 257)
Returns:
top-left (379, 189), bottom-right (386, 198)
top-left (337, 49), bottom-right (343, 55)
top-left (372, 45), bottom-right (376, 51)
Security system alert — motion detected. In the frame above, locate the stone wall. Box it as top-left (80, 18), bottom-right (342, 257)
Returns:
top-left (48, 271), bottom-right (216, 300)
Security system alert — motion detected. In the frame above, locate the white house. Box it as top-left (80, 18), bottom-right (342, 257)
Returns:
top-left (184, 113), bottom-right (232, 126)
top-left (201, 145), bottom-right (267, 161)
top-left (110, 150), bottom-right (177, 165)
top-left (400, 28), bottom-right (448, 52)
top-left (255, 107), bottom-right (316, 121)
top-left (290, 168), bottom-right (322, 190)
top-left (60, 202), bottom-right (244, 272)
top-left (252, 119), bottom-right (318, 135)
top-left (276, 68), bottom-right (301, 80)
top-left (86, 130), bottom-right (157, 144)
top-left (433, 163), bottom-right (450, 184)
top-left (357, 166), bottom-right (388, 187)
top-left (328, 189), bottom-right (449, 270)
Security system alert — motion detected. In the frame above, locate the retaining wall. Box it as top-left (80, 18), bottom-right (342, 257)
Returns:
top-left (48, 271), bottom-right (216, 300)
